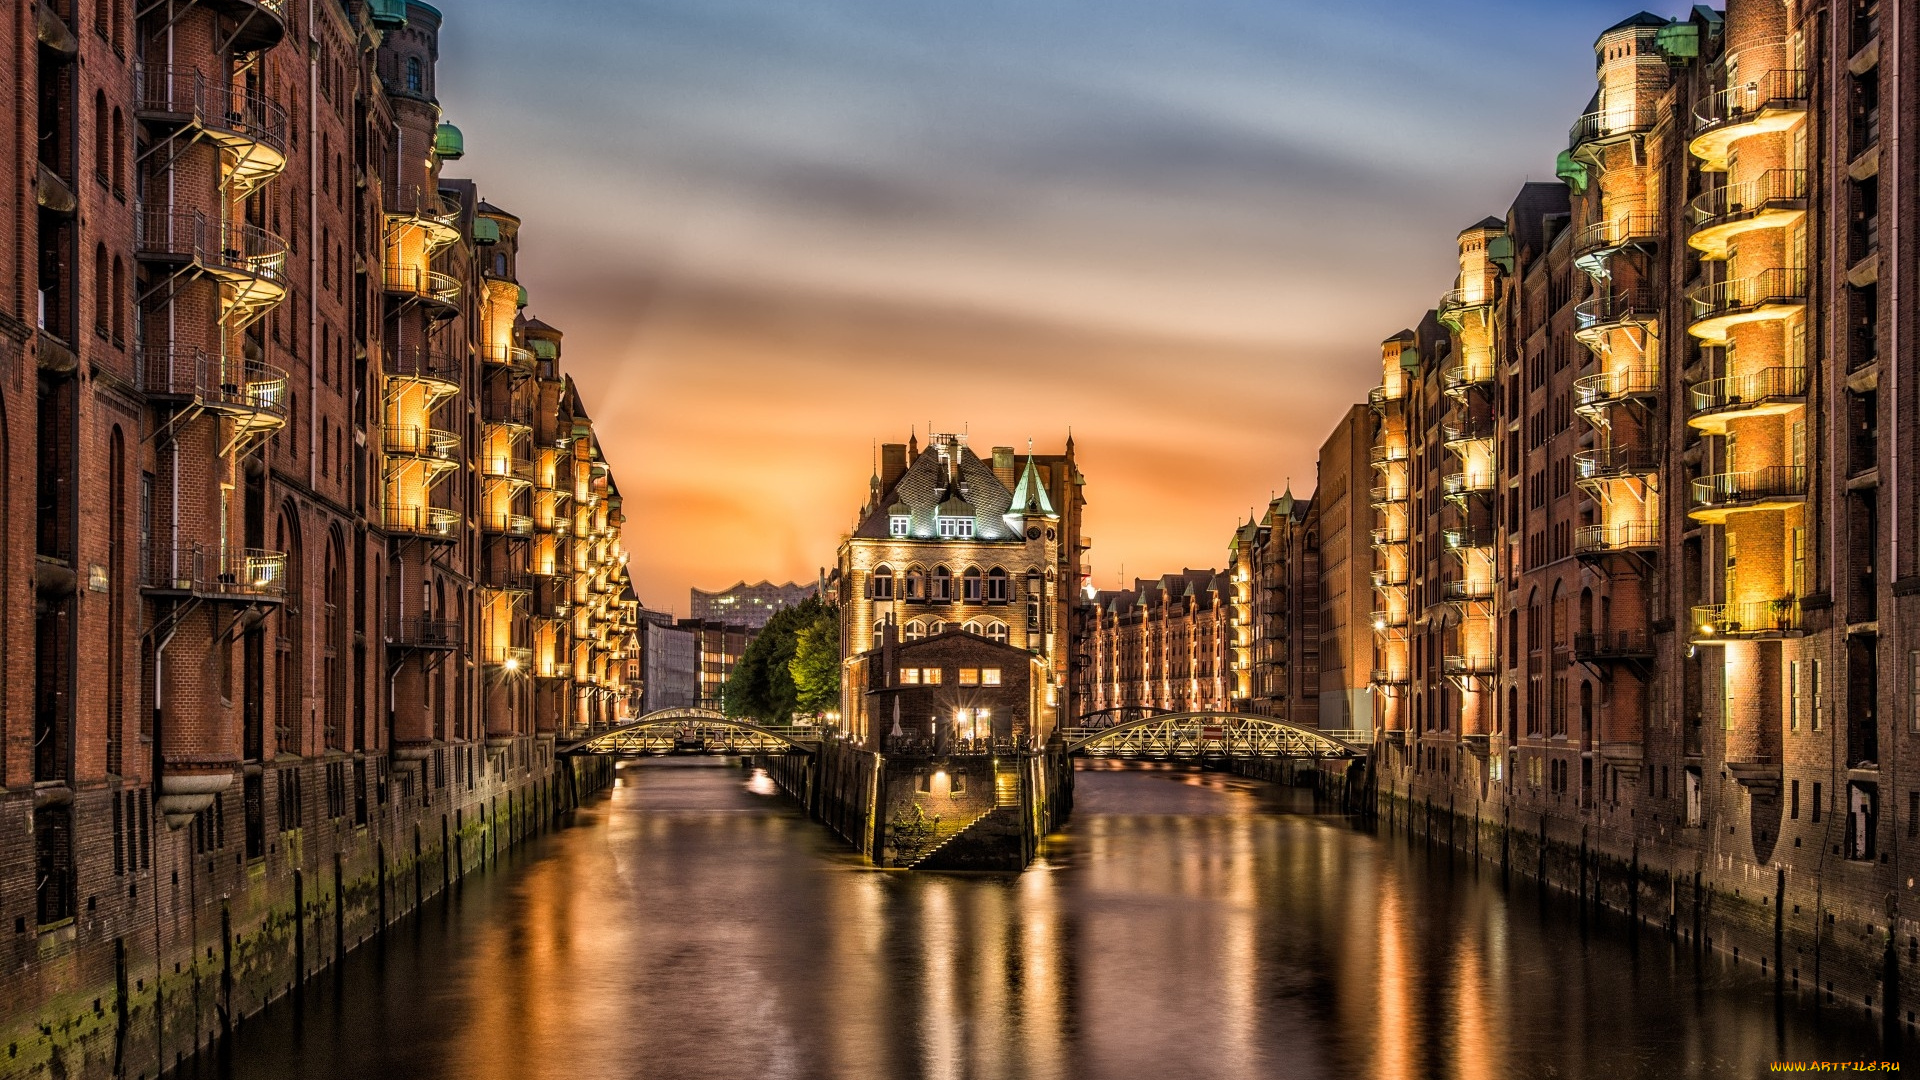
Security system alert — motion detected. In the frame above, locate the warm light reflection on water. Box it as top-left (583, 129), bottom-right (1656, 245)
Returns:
top-left (187, 759), bottom-right (1892, 1080)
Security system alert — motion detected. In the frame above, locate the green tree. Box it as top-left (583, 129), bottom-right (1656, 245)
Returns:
top-left (721, 597), bottom-right (836, 724)
top-left (789, 606), bottom-right (841, 718)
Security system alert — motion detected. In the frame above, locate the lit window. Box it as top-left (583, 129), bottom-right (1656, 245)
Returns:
top-left (963, 620), bottom-right (983, 636)
top-left (963, 567), bottom-right (983, 601)
top-left (926, 620), bottom-right (945, 636)
top-left (958, 668), bottom-right (980, 686)
top-left (904, 620), bottom-right (927, 642)
top-left (899, 667), bottom-right (920, 685)
top-left (986, 621), bottom-right (1009, 644)
top-left (938, 516), bottom-right (973, 538)
top-left (986, 568), bottom-right (1008, 602)
top-left (922, 668), bottom-right (943, 686)
top-left (982, 668), bottom-right (1001, 686)
top-left (890, 516), bottom-right (909, 537)
top-left (872, 565), bottom-right (894, 600)
top-left (933, 566), bottom-right (953, 600)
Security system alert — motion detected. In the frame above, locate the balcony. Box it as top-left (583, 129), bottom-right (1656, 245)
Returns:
top-left (1689, 466), bottom-right (1808, 522)
top-left (1692, 599), bottom-right (1803, 643)
top-left (482, 512), bottom-right (535, 537)
top-left (481, 645), bottom-right (534, 672)
top-left (482, 455), bottom-right (536, 487)
top-left (386, 187), bottom-right (462, 249)
top-left (202, 0), bottom-right (287, 50)
top-left (136, 210), bottom-right (289, 318)
top-left (1687, 365), bottom-right (1808, 434)
top-left (140, 347), bottom-right (289, 438)
top-left (143, 544), bottom-right (286, 604)
top-left (383, 265), bottom-right (461, 315)
top-left (1370, 442), bottom-right (1409, 467)
top-left (134, 66), bottom-right (288, 193)
top-left (1437, 288), bottom-right (1493, 330)
top-left (1569, 105), bottom-right (1657, 151)
top-left (1368, 384), bottom-right (1406, 412)
top-left (1574, 446), bottom-right (1658, 483)
top-left (1690, 70), bottom-right (1810, 171)
top-left (1571, 212), bottom-right (1662, 277)
top-left (383, 504), bottom-right (460, 541)
top-left (1442, 471), bottom-right (1494, 499)
top-left (1573, 365), bottom-right (1659, 414)
top-left (1442, 654), bottom-right (1496, 678)
top-left (1443, 579), bottom-right (1496, 602)
top-left (1441, 359), bottom-right (1497, 396)
top-left (383, 426), bottom-right (459, 465)
top-left (483, 398), bottom-right (535, 429)
top-left (1572, 630), bottom-right (1654, 663)
top-left (1573, 288), bottom-right (1658, 343)
top-left (389, 616), bottom-right (463, 652)
top-left (1371, 567), bottom-right (1408, 589)
top-left (1442, 418), bottom-right (1493, 451)
top-left (1444, 526), bottom-right (1494, 551)
top-left (1688, 170), bottom-right (1809, 259)
top-left (1687, 268), bottom-right (1807, 344)
top-left (1371, 667), bottom-right (1410, 687)
top-left (1575, 521), bottom-right (1659, 558)
top-left (384, 348), bottom-right (461, 393)
top-left (1370, 484), bottom-right (1409, 507)
top-left (482, 343), bottom-right (537, 374)
top-left (1370, 610), bottom-right (1408, 632)
top-left (1372, 526), bottom-right (1408, 547)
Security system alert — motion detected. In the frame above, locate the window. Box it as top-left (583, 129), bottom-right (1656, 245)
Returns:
top-left (1811, 659), bottom-right (1823, 729)
top-left (903, 619), bottom-right (927, 642)
top-left (921, 668), bottom-right (943, 686)
top-left (933, 566), bottom-right (953, 601)
top-left (982, 667), bottom-right (1002, 686)
top-left (958, 668), bottom-right (980, 686)
top-left (905, 568), bottom-right (925, 600)
top-left (1791, 779), bottom-right (1800, 819)
top-left (962, 620), bottom-right (983, 636)
top-left (406, 56), bottom-right (423, 94)
top-left (986, 568), bottom-right (1008, 602)
top-left (1909, 651), bottom-right (1919, 733)
top-left (890, 516), bottom-right (909, 538)
top-left (1813, 781), bottom-right (1823, 823)
top-left (1685, 768), bottom-right (1703, 827)
top-left (1848, 783), bottom-right (1877, 860)
top-left (871, 565), bottom-right (893, 600)
top-left (1788, 661), bottom-right (1802, 731)
top-left (899, 667), bottom-right (920, 685)
top-left (963, 567), bottom-right (983, 602)
top-left (925, 620), bottom-right (945, 636)
top-left (986, 621), bottom-right (1009, 645)
top-left (938, 516), bottom-right (974, 538)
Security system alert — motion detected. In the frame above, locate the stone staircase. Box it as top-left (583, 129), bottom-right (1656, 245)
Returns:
top-left (908, 762), bottom-right (1029, 870)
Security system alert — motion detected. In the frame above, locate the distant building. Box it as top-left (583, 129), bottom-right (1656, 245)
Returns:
top-left (1227, 491), bottom-right (1321, 727)
top-left (1316, 404), bottom-right (1375, 737)
top-left (1083, 570), bottom-right (1235, 719)
top-left (690, 580), bottom-right (818, 631)
top-left (680, 620), bottom-right (753, 713)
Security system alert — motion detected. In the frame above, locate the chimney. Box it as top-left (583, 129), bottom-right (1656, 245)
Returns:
top-left (991, 446), bottom-right (1016, 489)
top-left (880, 443), bottom-right (908, 491)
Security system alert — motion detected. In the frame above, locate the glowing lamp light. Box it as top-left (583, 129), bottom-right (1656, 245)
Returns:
top-left (503, 657), bottom-right (521, 672)
top-left (1373, 618), bottom-right (1387, 632)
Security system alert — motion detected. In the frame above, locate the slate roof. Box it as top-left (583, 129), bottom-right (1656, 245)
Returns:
top-left (856, 441), bottom-right (1026, 541)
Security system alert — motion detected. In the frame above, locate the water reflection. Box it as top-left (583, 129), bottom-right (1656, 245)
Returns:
top-left (190, 760), bottom-right (1894, 1080)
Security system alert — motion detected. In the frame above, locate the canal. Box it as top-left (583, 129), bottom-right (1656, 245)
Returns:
top-left (185, 759), bottom-right (1894, 1079)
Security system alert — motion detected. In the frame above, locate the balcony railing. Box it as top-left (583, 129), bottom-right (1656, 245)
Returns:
top-left (1690, 466), bottom-right (1808, 512)
top-left (481, 343), bottom-right (537, 372)
top-left (483, 398), bottom-right (535, 427)
top-left (136, 209), bottom-right (288, 286)
top-left (482, 512), bottom-right (535, 536)
top-left (144, 544), bottom-right (286, 602)
top-left (384, 426), bottom-right (459, 462)
top-left (1687, 268), bottom-right (1807, 330)
top-left (1442, 417), bottom-right (1493, 446)
top-left (1692, 600), bottom-right (1803, 640)
top-left (1574, 288), bottom-right (1658, 334)
top-left (1370, 442), bottom-right (1409, 466)
top-left (1574, 521), bottom-right (1659, 555)
top-left (383, 504), bottom-right (460, 539)
top-left (1370, 667), bottom-right (1411, 686)
top-left (1693, 69), bottom-right (1810, 136)
top-left (1572, 630), bottom-right (1654, 661)
top-left (1444, 526), bottom-right (1495, 550)
top-left (482, 456), bottom-right (536, 484)
top-left (1443, 579), bottom-right (1496, 601)
top-left (1442, 654), bottom-right (1496, 677)
top-left (1370, 485), bottom-right (1409, 506)
top-left (385, 347), bottom-right (462, 387)
top-left (1371, 567), bottom-right (1408, 588)
top-left (1571, 211), bottom-right (1662, 262)
top-left (389, 616), bottom-right (463, 651)
top-left (1372, 526), bottom-right (1408, 546)
top-left (383, 265), bottom-right (461, 307)
top-left (1689, 365), bottom-right (1808, 418)
top-left (481, 645), bottom-right (534, 670)
top-left (133, 65), bottom-right (288, 158)
top-left (1443, 471), bottom-right (1494, 497)
top-left (1569, 105), bottom-right (1658, 149)
top-left (1437, 288), bottom-right (1493, 328)
top-left (1574, 446), bottom-right (1658, 481)
top-left (1574, 366), bottom-right (1659, 409)
top-left (1442, 360), bottom-right (1497, 393)
top-left (1689, 169), bottom-right (1809, 233)
top-left (139, 346), bottom-right (290, 423)
top-left (1368, 384), bottom-right (1406, 412)
top-left (1370, 610), bottom-right (1408, 631)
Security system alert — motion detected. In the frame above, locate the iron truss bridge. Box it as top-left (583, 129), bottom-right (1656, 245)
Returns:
top-left (1061, 713), bottom-right (1366, 761)
top-left (564, 708), bottom-right (820, 756)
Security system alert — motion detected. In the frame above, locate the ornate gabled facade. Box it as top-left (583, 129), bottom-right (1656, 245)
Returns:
top-left (837, 433), bottom-right (1085, 746)
top-left (1085, 570), bottom-right (1235, 719)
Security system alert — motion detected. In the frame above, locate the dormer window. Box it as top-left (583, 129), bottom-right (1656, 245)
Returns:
top-left (938, 515), bottom-right (974, 538)
top-left (890, 515), bottom-right (909, 538)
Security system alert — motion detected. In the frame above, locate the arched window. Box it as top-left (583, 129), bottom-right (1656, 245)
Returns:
top-left (110, 256), bottom-right (124, 342)
top-left (405, 57), bottom-right (423, 94)
top-left (110, 108), bottom-right (123, 191)
top-left (933, 566), bottom-right (952, 601)
top-left (926, 620), bottom-right (945, 637)
top-left (986, 567), bottom-right (1008, 603)
top-left (93, 93), bottom-right (108, 183)
top-left (92, 245), bottom-right (108, 335)
top-left (1579, 588), bottom-right (1594, 636)
top-left (962, 620), bottom-right (983, 636)
top-left (871, 565), bottom-right (893, 600)
top-left (904, 566), bottom-right (925, 601)
top-left (324, 533), bottom-right (346, 750)
top-left (903, 619), bottom-right (927, 642)
top-left (962, 567), bottom-right (982, 602)
top-left (986, 621), bottom-right (1009, 645)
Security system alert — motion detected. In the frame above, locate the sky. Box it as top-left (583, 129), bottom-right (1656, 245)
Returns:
top-left (436, 0), bottom-right (1698, 615)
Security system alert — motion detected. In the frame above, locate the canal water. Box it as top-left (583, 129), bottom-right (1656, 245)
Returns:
top-left (187, 759), bottom-right (1898, 1079)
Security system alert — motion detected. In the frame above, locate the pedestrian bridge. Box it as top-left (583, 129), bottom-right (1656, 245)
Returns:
top-left (563, 708), bottom-right (821, 756)
top-left (1061, 712), bottom-right (1366, 761)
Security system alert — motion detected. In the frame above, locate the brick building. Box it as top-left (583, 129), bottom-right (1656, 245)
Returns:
top-left (837, 432), bottom-right (1087, 746)
top-left (1351, 1), bottom-right (1920, 1021)
top-left (680, 618), bottom-right (752, 712)
top-left (1, 1), bottom-right (635, 1075)
top-left (1228, 493), bottom-right (1319, 723)
top-left (864, 628), bottom-right (1037, 752)
top-left (1083, 569), bottom-right (1235, 719)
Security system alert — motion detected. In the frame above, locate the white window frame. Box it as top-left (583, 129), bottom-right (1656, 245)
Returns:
top-left (890, 516), bottom-right (909, 538)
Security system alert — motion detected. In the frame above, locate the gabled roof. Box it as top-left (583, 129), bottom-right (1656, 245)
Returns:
top-left (1604, 11), bottom-right (1669, 34)
top-left (855, 440), bottom-right (1023, 541)
top-left (1009, 454), bottom-right (1056, 517)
